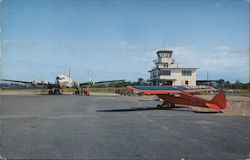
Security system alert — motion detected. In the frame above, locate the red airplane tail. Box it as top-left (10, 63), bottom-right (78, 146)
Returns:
top-left (205, 92), bottom-right (229, 110)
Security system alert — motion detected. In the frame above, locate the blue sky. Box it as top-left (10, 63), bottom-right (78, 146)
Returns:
top-left (1, 0), bottom-right (249, 83)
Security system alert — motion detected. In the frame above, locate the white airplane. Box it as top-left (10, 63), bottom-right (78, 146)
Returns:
top-left (1, 74), bottom-right (125, 95)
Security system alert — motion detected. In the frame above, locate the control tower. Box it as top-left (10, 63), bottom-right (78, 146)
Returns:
top-left (149, 49), bottom-right (198, 86)
top-left (154, 50), bottom-right (175, 68)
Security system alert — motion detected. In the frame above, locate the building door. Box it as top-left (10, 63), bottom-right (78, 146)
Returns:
top-left (153, 81), bottom-right (157, 86)
top-left (162, 80), bottom-right (173, 86)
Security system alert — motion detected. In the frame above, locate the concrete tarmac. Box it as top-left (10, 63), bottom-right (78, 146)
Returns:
top-left (0, 95), bottom-right (250, 160)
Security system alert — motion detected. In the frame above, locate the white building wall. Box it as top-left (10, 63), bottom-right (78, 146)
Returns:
top-left (159, 69), bottom-right (197, 86)
top-left (158, 58), bottom-right (172, 64)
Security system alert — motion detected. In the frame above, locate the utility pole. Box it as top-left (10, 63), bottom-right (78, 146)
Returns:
top-left (207, 71), bottom-right (209, 85)
top-left (68, 68), bottom-right (71, 78)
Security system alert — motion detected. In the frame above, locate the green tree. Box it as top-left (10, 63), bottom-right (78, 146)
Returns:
top-left (232, 80), bottom-right (243, 89)
top-left (224, 81), bottom-right (231, 89)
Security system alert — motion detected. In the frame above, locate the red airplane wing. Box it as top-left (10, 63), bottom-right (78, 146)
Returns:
top-left (127, 86), bottom-right (181, 95)
top-left (127, 86), bottom-right (228, 111)
top-left (127, 86), bottom-right (210, 95)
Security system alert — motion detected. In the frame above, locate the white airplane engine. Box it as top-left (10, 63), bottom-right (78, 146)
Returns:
top-left (40, 80), bottom-right (49, 85)
top-left (90, 80), bottom-right (95, 86)
top-left (31, 80), bottom-right (37, 86)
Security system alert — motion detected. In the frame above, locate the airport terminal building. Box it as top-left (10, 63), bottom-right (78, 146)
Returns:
top-left (149, 50), bottom-right (198, 86)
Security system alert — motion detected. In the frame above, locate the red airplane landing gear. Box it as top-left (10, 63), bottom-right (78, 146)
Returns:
top-left (156, 102), bottom-right (175, 109)
top-left (156, 104), bottom-right (162, 109)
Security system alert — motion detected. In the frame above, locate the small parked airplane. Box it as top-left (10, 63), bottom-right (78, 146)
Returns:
top-left (127, 86), bottom-right (229, 111)
top-left (1, 74), bottom-right (125, 95)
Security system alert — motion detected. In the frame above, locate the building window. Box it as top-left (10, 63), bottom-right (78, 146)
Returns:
top-left (160, 70), bottom-right (171, 76)
top-left (152, 71), bottom-right (157, 77)
top-left (160, 53), bottom-right (165, 58)
top-left (185, 81), bottom-right (189, 85)
top-left (159, 53), bottom-right (170, 58)
top-left (182, 70), bottom-right (192, 76)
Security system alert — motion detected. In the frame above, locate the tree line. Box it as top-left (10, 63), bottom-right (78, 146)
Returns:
top-left (217, 79), bottom-right (250, 90)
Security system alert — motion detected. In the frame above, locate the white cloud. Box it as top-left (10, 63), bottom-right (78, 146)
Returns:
top-left (133, 46), bottom-right (249, 81)
top-left (171, 46), bottom-right (193, 56)
top-left (215, 0), bottom-right (229, 8)
top-left (168, 46), bottom-right (249, 81)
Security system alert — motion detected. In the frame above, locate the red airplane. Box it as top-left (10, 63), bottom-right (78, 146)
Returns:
top-left (127, 86), bottom-right (229, 111)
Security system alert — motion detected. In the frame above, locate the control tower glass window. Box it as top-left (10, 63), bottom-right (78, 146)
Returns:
top-left (159, 53), bottom-right (171, 58)
top-left (182, 70), bottom-right (192, 76)
top-left (160, 70), bottom-right (171, 76)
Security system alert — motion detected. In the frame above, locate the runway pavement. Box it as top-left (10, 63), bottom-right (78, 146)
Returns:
top-left (0, 95), bottom-right (250, 160)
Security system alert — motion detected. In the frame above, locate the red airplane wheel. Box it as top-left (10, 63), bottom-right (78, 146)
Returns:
top-left (156, 105), bottom-right (162, 109)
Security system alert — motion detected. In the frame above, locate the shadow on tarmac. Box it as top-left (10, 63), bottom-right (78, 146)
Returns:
top-left (96, 107), bottom-right (158, 112)
top-left (96, 106), bottom-right (221, 114)
top-left (96, 106), bottom-right (192, 112)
